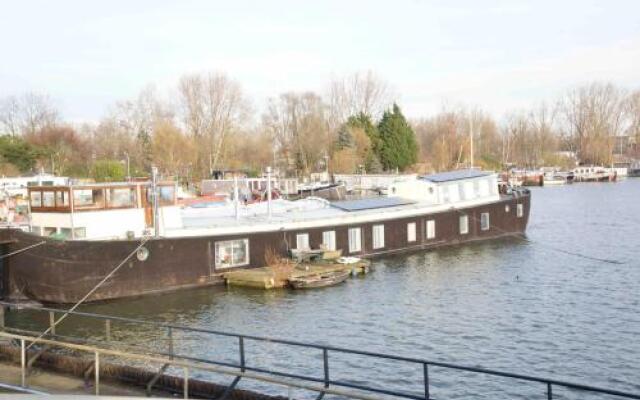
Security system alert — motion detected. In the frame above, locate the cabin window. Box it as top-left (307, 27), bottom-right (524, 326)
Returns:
top-left (407, 222), bottom-right (416, 242)
top-left (481, 212), bottom-right (490, 231)
top-left (463, 182), bottom-right (474, 200)
top-left (215, 239), bottom-right (249, 269)
top-left (30, 191), bottom-right (42, 208)
top-left (372, 224), bottom-right (385, 249)
top-left (107, 187), bottom-right (136, 208)
top-left (348, 227), bottom-right (362, 253)
top-left (73, 189), bottom-right (105, 210)
top-left (426, 219), bottom-right (436, 239)
top-left (517, 203), bottom-right (524, 218)
top-left (459, 215), bottom-right (469, 235)
top-left (31, 226), bottom-right (42, 235)
top-left (159, 186), bottom-right (176, 206)
top-left (60, 228), bottom-right (72, 239)
top-left (43, 227), bottom-right (57, 236)
top-left (42, 191), bottom-right (55, 207)
top-left (322, 231), bottom-right (336, 251)
top-left (74, 227), bottom-right (86, 238)
top-left (296, 233), bottom-right (310, 250)
top-left (56, 191), bottom-right (69, 207)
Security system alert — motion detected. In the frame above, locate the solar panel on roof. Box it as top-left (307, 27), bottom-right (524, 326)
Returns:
top-left (330, 197), bottom-right (416, 212)
top-left (420, 169), bottom-right (491, 183)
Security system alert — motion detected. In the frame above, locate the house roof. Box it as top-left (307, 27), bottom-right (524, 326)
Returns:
top-left (420, 169), bottom-right (491, 183)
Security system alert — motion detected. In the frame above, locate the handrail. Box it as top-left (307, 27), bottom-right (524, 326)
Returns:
top-left (1, 301), bottom-right (639, 399)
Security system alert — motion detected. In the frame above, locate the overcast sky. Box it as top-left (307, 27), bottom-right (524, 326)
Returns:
top-left (1, 0), bottom-right (639, 122)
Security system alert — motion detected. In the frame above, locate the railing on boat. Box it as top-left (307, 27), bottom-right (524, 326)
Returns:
top-left (0, 301), bottom-right (638, 400)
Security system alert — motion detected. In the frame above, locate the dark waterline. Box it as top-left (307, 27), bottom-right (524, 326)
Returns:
top-left (7, 180), bottom-right (640, 399)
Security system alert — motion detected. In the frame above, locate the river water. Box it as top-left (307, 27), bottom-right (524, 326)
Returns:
top-left (7, 180), bottom-right (640, 399)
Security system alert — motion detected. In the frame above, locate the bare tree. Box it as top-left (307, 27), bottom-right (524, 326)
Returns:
top-left (0, 92), bottom-right (58, 136)
top-left (326, 71), bottom-right (395, 132)
top-left (561, 82), bottom-right (626, 165)
top-left (177, 72), bottom-right (249, 177)
top-left (262, 92), bottom-right (329, 176)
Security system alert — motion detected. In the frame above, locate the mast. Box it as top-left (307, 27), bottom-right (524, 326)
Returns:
top-left (266, 166), bottom-right (272, 220)
top-left (469, 116), bottom-right (474, 169)
top-left (151, 166), bottom-right (160, 237)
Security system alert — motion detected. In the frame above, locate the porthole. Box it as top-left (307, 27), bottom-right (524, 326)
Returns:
top-left (136, 247), bottom-right (150, 261)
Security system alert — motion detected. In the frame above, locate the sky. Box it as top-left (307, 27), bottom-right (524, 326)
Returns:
top-left (1, 0), bottom-right (639, 123)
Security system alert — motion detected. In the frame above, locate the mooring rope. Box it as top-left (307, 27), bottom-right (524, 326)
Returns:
top-left (26, 235), bottom-right (152, 350)
top-left (0, 240), bottom-right (46, 260)
top-left (452, 198), bottom-right (624, 265)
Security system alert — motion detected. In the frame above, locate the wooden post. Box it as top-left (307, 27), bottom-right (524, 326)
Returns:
top-left (0, 305), bottom-right (5, 329)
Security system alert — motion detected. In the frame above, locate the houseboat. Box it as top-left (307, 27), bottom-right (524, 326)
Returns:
top-left (572, 166), bottom-right (617, 182)
top-left (0, 169), bottom-right (531, 304)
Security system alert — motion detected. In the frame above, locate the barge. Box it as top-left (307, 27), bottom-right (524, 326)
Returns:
top-left (0, 169), bottom-right (530, 303)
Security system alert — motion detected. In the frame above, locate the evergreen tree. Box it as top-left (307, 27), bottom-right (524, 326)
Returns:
top-left (335, 124), bottom-right (354, 150)
top-left (377, 104), bottom-right (418, 171)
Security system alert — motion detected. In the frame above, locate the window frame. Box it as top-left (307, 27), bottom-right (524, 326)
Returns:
top-left (407, 222), bottom-right (417, 243)
top-left (459, 214), bottom-right (469, 235)
top-left (480, 212), bottom-right (490, 231)
top-left (348, 227), bottom-right (362, 253)
top-left (322, 230), bottom-right (336, 251)
top-left (296, 233), bottom-right (310, 250)
top-left (426, 219), bottom-right (436, 239)
top-left (372, 224), bottom-right (385, 249)
top-left (215, 238), bottom-right (250, 269)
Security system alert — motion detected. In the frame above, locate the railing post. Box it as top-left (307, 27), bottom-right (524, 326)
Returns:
top-left (105, 319), bottom-right (111, 341)
top-left (547, 382), bottom-right (552, 400)
top-left (168, 327), bottom-right (174, 359)
top-left (322, 348), bottom-right (329, 388)
top-left (239, 336), bottom-right (245, 372)
top-left (423, 363), bottom-right (430, 400)
top-left (183, 367), bottom-right (189, 399)
top-left (49, 311), bottom-right (55, 336)
top-left (0, 304), bottom-right (5, 329)
top-left (20, 339), bottom-right (26, 387)
top-left (95, 351), bottom-right (100, 395)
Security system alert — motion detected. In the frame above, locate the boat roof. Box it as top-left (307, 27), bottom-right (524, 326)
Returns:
top-left (330, 197), bottom-right (415, 212)
top-left (420, 169), bottom-right (491, 183)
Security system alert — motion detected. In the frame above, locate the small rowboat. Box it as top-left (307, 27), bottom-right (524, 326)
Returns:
top-left (288, 270), bottom-right (351, 290)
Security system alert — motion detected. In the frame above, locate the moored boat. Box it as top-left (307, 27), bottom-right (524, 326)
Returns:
top-left (0, 169), bottom-right (531, 303)
top-left (572, 166), bottom-right (617, 182)
top-left (289, 270), bottom-right (351, 289)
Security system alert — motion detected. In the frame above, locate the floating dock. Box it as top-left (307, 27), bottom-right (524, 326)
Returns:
top-left (223, 261), bottom-right (370, 289)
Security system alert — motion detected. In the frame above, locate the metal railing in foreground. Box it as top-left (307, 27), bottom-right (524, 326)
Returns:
top-left (0, 301), bottom-right (639, 400)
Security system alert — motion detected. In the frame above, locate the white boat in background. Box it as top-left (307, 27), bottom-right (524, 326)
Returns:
top-left (543, 171), bottom-right (574, 186)
top-left (572, 166), bottom-right (617, 182)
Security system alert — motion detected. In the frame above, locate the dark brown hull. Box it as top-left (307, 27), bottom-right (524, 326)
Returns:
top-left (0, 192), bottom-right (531, 304)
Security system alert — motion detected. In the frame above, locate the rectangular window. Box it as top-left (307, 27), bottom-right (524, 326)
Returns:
top-left (107, 188), bottom-right (136, 208)
top-left (481, 212), bottom-right (490, 231)
top-left (74, 227), bottom-right (86, 238)
top-left (42, 191), bottom-right (55, 207)
top-left (55, 191), bottom-right (69, 207)
top-left (372, 224), bottom-right (385, 249)
top-left (348, 227), bottom-right (362, 253)
top-left (407, 222), bottom-right (416, 242)
top-left (43, 227), bottom-right (57, 237)
top-left (215, 239), bottom-right (249, 269)
top-left (30, 191), bottom-right (42, 208)
top-left (426, 219), bottom-right (436, 239)
top-left (73, 189), bottom-right (105, 210)
top-left (517, 203), bottom-right (524, 218)
top-left (459, 215), bottom-right (469, 235)
top-left (296, 233), bottom-right (310, 250)
top-left (479, 179), bottom-right (490, 197)
top-left (31, 226), bottom-right (42, 236)
top-left (322, 231), bottom-right (336, 251)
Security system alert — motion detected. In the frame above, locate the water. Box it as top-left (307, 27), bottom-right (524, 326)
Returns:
top-left (7, 180), bottom-right (640, 399)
